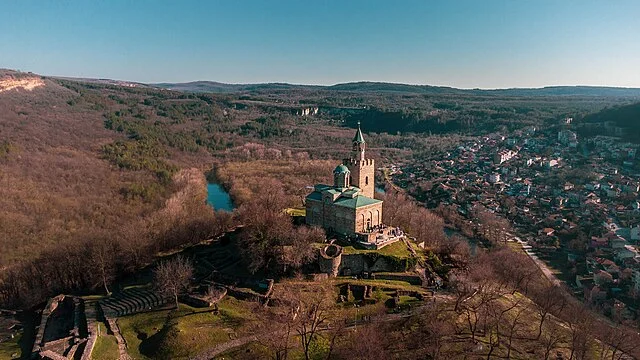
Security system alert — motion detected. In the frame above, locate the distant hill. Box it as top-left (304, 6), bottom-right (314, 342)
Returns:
top-left (151, 80), bottom-right (640, 97)
top-left (152, 81), bottom-right (322, 93)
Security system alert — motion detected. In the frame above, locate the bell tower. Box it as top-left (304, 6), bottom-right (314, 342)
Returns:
top-left (344, 122), bottom-right (375, 198)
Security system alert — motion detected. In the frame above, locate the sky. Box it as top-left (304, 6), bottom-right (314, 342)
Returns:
top-left (2, 0), bottom-right (640, 88)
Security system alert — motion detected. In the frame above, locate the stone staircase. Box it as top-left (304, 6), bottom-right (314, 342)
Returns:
top-left (99, 288), bottom-right (169, 318)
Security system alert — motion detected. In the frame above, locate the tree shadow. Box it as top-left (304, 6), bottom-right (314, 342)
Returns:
top-left (138, 312), bottom-right (176, 359)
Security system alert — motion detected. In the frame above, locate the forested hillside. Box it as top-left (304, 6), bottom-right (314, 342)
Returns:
top-left (579, 101), bottom-right (640, 142)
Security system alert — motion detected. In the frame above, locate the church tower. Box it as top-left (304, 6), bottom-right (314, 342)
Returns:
top-left (344, 122), bottom-right (375, 198)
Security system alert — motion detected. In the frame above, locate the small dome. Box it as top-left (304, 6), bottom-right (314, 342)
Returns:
top-left (333, 164), bottom-right (350, 174)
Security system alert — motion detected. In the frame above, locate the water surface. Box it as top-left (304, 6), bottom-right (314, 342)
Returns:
top-left (206, 183), bottom-right (234, 211)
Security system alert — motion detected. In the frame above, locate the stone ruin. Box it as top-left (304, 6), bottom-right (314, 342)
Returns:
top-left (317, 242), bottom-right (416, 278)
top-left (31, 294), bottom-right (96, 360)
top-left (319, 244), bottom-right (343, 277)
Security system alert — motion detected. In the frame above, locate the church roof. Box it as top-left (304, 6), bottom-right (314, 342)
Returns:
top-left (334, 195), bottom-right (381, 209)
top-left (305, 191), bottom-right (323, 201)
top-left (333, 164), bottom-right (350, 174)
top-left (353, 122), bottom-right (365, 144)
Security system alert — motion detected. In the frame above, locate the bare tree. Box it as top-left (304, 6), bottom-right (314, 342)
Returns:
top-left (566, 304), bottom-right (595, 360)
top-left (153, 255), bottom-right (193, 310)
top-left (258, 308), bottom-right (297, 360)
top-left (412, 300), bottom-right (456, 359)
top-left (505, 305), bottom-right (527, 359)
top-left (333, 323), bottom-right (390, 360)
top-left (484, 296), bottom-right (523, 360)
top-left (297, 297), bottom-right (329, 360)
top-left (541, 323), bottom-right (565, 360)
top-left (532, 285), bottom-right (567, 340)
top-left (87, 238), bottom-right (117, 295)
top-left (598, 323), bottom-right (640, 360)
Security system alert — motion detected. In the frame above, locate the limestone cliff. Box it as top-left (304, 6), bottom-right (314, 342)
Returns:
top-left (0, 75), bottom-right (45, 93)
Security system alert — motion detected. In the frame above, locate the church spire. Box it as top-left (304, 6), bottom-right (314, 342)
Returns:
top-left (353, 121), bottom-right (365, 144)
top-left (352, 121), bottom-right (366, 161)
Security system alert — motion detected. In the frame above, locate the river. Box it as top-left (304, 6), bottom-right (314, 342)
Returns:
top-left (206, 183), bottom-right (234, 211)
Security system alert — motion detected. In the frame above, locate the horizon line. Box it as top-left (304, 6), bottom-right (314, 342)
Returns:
top-left (5, 68), bottom-right (640, 91)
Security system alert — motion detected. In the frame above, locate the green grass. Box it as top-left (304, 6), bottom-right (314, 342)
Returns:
top-left (92, 324), bottom-right (119, 360)
top-left (341, 240), bottom-right (411, 258)
top-left (506, 241), bottom-right (526, 253)
top-left (0, 334), bottom-right (21, 359)
top-left (332, 278), bottom-right (425, 293)
top-left (215, 342), bottom-right (271, 360)
top-left (118, 297), bottom-right (257, 359)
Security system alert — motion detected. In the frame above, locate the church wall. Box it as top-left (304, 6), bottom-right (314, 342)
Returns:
top-left (332, 206), bottom-right (356, 234)
top-left (306, 199), bottom-right (357, 234)
top-left (305, 200), bottom-right (323, 227)
top-left (354, 203), bottom-right (383, 233)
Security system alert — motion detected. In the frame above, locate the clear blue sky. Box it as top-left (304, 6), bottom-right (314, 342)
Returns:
top-left (2, 0), bottom-right (639, 88)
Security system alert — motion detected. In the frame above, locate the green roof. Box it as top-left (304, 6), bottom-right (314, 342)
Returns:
top-left (325, 189), bottom-right (342, 195)
top-left (334, 195), bottom-right (381, 209)
top-left (333, 164), bottom-right (350, 174)
top-left (305, 191), bottom-right (323, 201)
top-left (353, 123), bottom-right (365, 144)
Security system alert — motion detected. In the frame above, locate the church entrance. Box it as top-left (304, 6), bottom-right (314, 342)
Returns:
top-left (366, 219), bottom-right (371, 232)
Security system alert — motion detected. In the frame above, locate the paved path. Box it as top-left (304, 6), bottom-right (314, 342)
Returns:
top-left (513, 237), bottom-right (561, 286)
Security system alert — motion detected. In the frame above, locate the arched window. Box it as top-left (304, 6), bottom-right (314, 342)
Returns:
top-left (365, 176), bottom-right (369, 185)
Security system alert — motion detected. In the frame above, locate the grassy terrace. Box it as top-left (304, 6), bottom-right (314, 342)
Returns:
top-left (117, 296), bottom-right (259, 359)
top-left (91, 323), bottom-right (119, 360)
top-left (331, 278), bottom-right (426, 293)
top-left (340, 240), bottom-right (411, 258)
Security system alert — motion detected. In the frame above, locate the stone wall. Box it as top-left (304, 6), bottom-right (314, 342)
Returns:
top-left (345, 158), bottom-right (375, 198)
top-left (335, 253), bottom-right (410, 276)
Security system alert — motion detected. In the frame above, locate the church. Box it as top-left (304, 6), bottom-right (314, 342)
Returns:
top-left (305, 124), bottom-right (385, 242)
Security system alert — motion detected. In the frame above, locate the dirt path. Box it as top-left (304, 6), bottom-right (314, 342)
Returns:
top-left (190, 334), bottom-right (260, 360)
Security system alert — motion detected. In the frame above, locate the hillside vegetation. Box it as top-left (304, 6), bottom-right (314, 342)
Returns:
top-left (579, 101), bottom-right (640, 142)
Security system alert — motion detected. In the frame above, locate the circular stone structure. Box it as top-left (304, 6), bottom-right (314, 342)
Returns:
top-left (319, 244), bottom-right (343, 277)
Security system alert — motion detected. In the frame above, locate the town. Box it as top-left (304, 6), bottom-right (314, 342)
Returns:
top-left (390, 118), bottom-right (640, 320)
